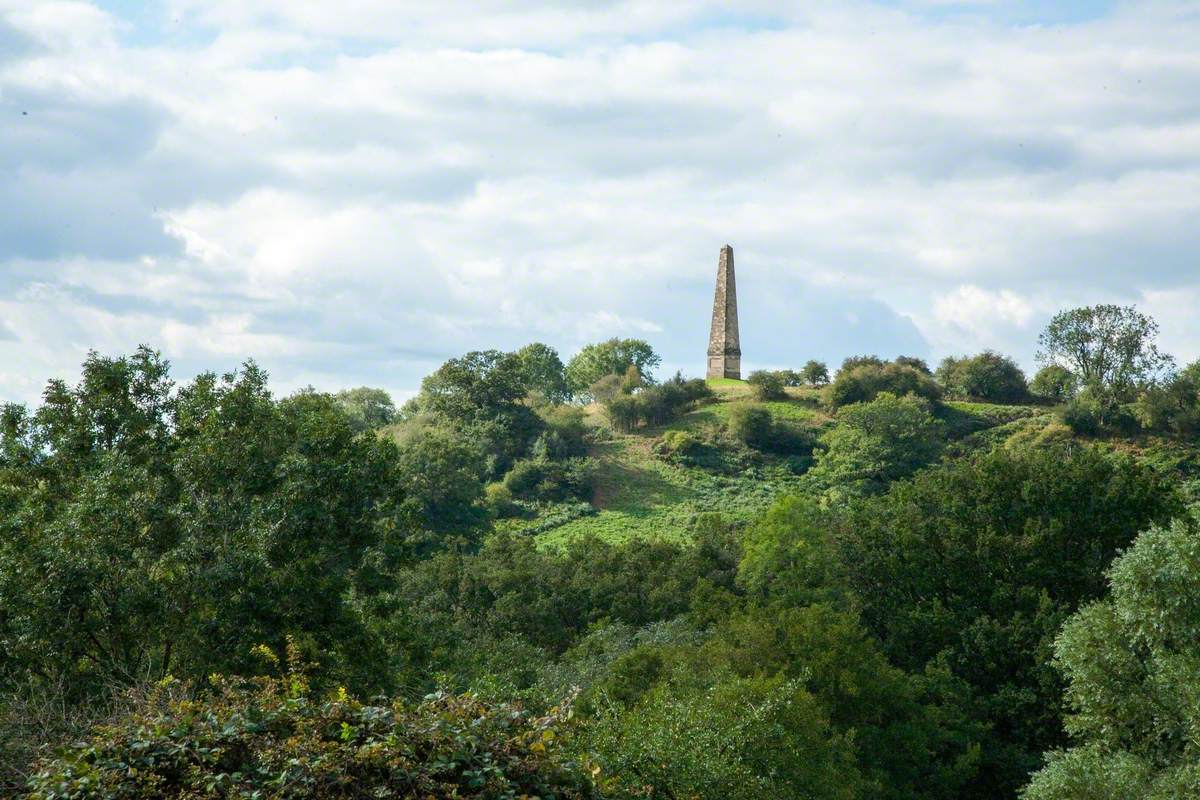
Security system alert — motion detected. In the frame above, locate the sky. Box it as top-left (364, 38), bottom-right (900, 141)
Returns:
top-left (2, 0), bottom-right (1199, 404)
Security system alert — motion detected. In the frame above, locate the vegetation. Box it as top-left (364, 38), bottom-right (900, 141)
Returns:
top-left (6, 304), bottom-right (1200, 799)
top-left (936, 351), bottom-right (1028, 402)
top-left (827, 356), bottom-right (942, 408)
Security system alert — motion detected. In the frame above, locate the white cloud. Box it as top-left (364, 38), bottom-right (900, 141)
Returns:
top-left (1, 0), bottom-right (1199, 401)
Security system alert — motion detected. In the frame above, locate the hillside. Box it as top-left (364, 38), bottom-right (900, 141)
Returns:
top-left (499, 380), bottom-right (1095, 548)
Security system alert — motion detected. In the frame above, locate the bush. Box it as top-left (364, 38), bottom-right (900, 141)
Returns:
top-left (603, 394), bottom-right (640, 432)
top-left (600, 372), bottom-right (712, 433)
top-left (747, 370), bottom-right (787, 401)
top-left (658, 430), bottom-right (703, 458)
top-left (1061, 394), bottom-right (1102, 435)
top-left (27, 661), bottom-right (598, 800)
top-left (537, 404), bottom-right (591, 456)
top-left (727, 404), bottom-right (776, 450)
top-left (485, 481), bottom-right (516, 517)
top-left (826, 361), bottom-right (942, 408)
top-left (725, 405), bottom-right (813, 455)
top-left (801, 360), bottom-right (830, 386)
top-left (808, 392), bottom-right (944, 496)
top-left (1029, 365), bottom-right (1078, 403)
top-left (936, 351), bottom-right (1028, 402)
top-left (503, 458), bottom-right (597, 503)
top-left (777, 369), bottom-right (804, 387)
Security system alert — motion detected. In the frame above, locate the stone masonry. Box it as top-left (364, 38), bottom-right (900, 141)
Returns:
top-left (707, 244), bottom-right (741, 380)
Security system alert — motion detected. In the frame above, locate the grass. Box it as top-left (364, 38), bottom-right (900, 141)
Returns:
top-left (528, 391), bottom-right (1101, 548)
top-left (531, 391), bottom-right (827, 547)
top-left (536, 435), bottom-right (804, 548)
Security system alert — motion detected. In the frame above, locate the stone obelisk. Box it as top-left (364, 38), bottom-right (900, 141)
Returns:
top-left (706, 244), bottom-right (741, 380)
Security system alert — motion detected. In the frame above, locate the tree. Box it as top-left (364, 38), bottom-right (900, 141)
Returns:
top-left (390, 425), bottom-right (489, 538)
top-left (826, 361), bottom-right (942, 408)
top-left (565, 339), bottom-right (661, 399)
top-left (936, 351), bottom-right (1028, 403)
top-left (0, 350), bottom-right (423, 714)
top-left (1029, 365), bottom-right (1077, 403)
top-left (515, 342), bottom-right (571, 403)
top-left (802, 360), bottom-right (830, 386)
top-left (895, 356), bottom-right (932, 375)
top-left (419, 350), bottom-right (529, 421)
top-left (1037, 305), bottom-right (1174, 409)
top-left (747, 370), bottom-right (787, 401)
top-left (417, 350), bottom-right (544, 476)
top-left (1023, 517), bottom-right (1200, 800)
top-left (837, 445), bottom-right (1181, 798)
top-left (808, 392), bottom-right (943, 496)
top-left (334, 386), bottom-right (396, 432)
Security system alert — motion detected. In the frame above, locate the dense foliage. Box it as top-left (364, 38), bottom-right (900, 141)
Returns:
top-left (835, 445), bottom-right (1181, 798)
top-left (936, 351), bottom-right (1028, 402)
top-left (28, 652), bottom-right (597, 800)
top-left (1023, 516), bottom-right (1200, 800)
top-left (827, 357), bottom-right (942, 408)
top-left (808, 392), bottom-right (944, 497)
top-left (565, 338), bottom-right (661, 400)
top-left (5, 312), bottom-right (1200, 799)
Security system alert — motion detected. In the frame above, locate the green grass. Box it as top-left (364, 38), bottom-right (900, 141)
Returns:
top-left (534, 433), bottom-right (804, 548)
top-left (521, 393), bottom-right (837, 547)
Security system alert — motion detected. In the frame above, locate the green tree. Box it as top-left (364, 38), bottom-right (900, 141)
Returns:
top-left (334, 386), bottom-right (396, 432)
top-left (419, 349), bottom-right (529, 421)
top-left (802, 359), bottom-right (830, 386)
top-left (565, 338), bottom-right (661, 399)
top-left (826, 361), bottom-right (942, 408)
top-left (837, 445), bottom-right (1181, 798)
top-left (1029, 365), bottom-right (1078, 403)
top-left (895, 355), bottom-right (932, 374)
top-left (1023, 516), bottom-right (1200, 800)
top-left (515, 342), bottom-right (571, 403)
top-left (746, 369), bottom-right (787, 401)
top-left (390, 425), bottom-right (489, 540)
top-left (936, 351), bottom-right (1028, 402)
top-left (417, 350), bottom-right (544, 476)
top-left (586, 666), bottom-right (860, 800)
top-left (0, 350), bottom-right (418, 708)
top-left (808, 392), bottom-right (944, 496)
top-left (1037, 305), bottom-right (1174, 417)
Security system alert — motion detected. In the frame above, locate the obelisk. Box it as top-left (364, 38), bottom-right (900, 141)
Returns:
top-left (706, 244), bottom-right (741, 380)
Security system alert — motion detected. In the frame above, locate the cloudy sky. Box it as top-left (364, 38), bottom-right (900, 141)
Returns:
top-left (2, 0), bottom-right (1199, 403)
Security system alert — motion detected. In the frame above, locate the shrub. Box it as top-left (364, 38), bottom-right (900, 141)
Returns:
top-left (537, 404), bottom-right (591, 456)
top-left (27, 663), bottom-right (597, 800)
top-left (1029, 365), bottom-right (1078, 403)
top-left (1060, 394), bottom-right (1102, 435)
top-left (777, 369), bottom-right (804, 387)
top-left (485, 481), bottom-right (516, 517)
top-left (808, 392), bottom-right (944, 496)
top-left (801, 360), bottom-right (830, 386)
top-left (747, 370), bottom-right (787, 401)
top-left (727, 404), bottom-right (776, 450)
top-left (659, 430), bottom-right (703, 458)
top-left (600, 373), bottom-right (711, 433)
top-left (936, 351), bottom-right (1028, 402)
top-left (826, 362), bottom-right (942, 408)
top-left (603, 394), bottom-right (640, 433)
top-left (503, 458), bottom-right (596, 502)
top-left (589, 374), bottom-right (624, 403)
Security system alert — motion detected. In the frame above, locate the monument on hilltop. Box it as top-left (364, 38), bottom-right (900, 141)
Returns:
top-left (706, 244), bottom-right (741, 380)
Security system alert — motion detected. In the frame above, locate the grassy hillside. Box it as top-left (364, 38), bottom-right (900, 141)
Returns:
top-left (504, 382), bottom-right (1200, 548)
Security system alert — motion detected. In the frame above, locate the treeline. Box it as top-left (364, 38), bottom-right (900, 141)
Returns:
top-left (5, 303), bottom-right (1200, 798)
